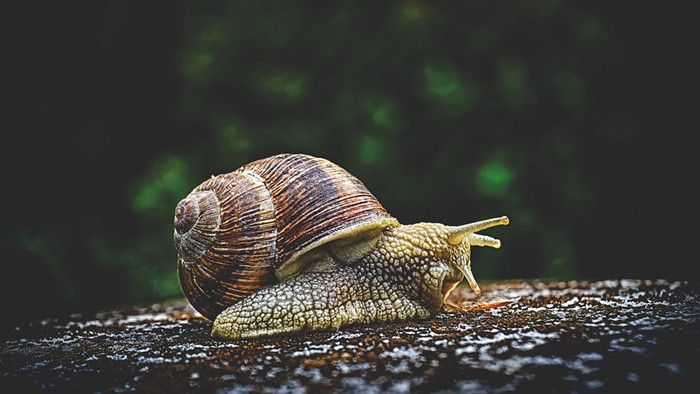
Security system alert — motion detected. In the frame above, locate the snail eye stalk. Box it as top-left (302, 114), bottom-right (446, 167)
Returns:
top-left (446, 216), bottom-right (509, 246)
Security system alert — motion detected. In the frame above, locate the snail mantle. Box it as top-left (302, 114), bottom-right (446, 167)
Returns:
top-left (2, 280), bottom-right (698, 392)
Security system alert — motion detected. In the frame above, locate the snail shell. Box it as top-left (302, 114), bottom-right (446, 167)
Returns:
top-left (174, 154), bottom-right (398, 320)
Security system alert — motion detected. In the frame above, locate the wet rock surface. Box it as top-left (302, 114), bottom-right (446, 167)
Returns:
top-left (2, 280), bottom-right (698, 392)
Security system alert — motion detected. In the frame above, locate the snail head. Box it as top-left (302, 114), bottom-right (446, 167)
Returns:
top-left (442, 216), bottom-right (509, 295)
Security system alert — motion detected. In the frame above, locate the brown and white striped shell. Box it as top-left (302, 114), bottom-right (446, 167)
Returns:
top-left (174, 154), bottom-right (398, 320)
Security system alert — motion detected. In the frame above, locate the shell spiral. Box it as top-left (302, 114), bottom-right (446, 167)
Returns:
top-left (174, 154), bottom-right (397, 320)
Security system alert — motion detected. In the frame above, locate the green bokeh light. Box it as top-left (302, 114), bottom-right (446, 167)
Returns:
top-left (424, 64), bottom-right (478, 112)
top-left (132, 156), bottom-right (191, 216)
top-left (396, 2), bottom-right (425, 25)
top-left (496, 59), bottom-right (533, 113)
top-left (256, 71), bottom-right (307, 103)
top-left (358, 135), bottom-right (383, 165)
top-left (475, 160), bottom-right (514, 198)
top-left (182, 52), bottom-right (215, 85)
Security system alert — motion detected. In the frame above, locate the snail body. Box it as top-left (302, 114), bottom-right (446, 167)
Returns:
top-left (174, 154), bottom-right (508, 339)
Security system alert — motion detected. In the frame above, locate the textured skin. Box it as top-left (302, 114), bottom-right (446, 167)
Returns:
top-left (212, 223), bottom-right (471, 339)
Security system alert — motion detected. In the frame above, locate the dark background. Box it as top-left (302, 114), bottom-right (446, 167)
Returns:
top-left (4, 1), bottom-right (691, 329)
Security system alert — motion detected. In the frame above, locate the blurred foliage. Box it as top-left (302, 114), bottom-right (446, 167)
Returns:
top-left (4, 1), bottom-right (690, 327)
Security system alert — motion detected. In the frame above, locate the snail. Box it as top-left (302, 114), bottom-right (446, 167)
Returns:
top-left (174, 154), bottom-right (509, 339)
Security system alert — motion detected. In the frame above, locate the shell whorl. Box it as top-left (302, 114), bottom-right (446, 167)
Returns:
top-left (175, 154), bottom-right (396, 321)
top-left (174, 190), bottom-right (221, 264)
